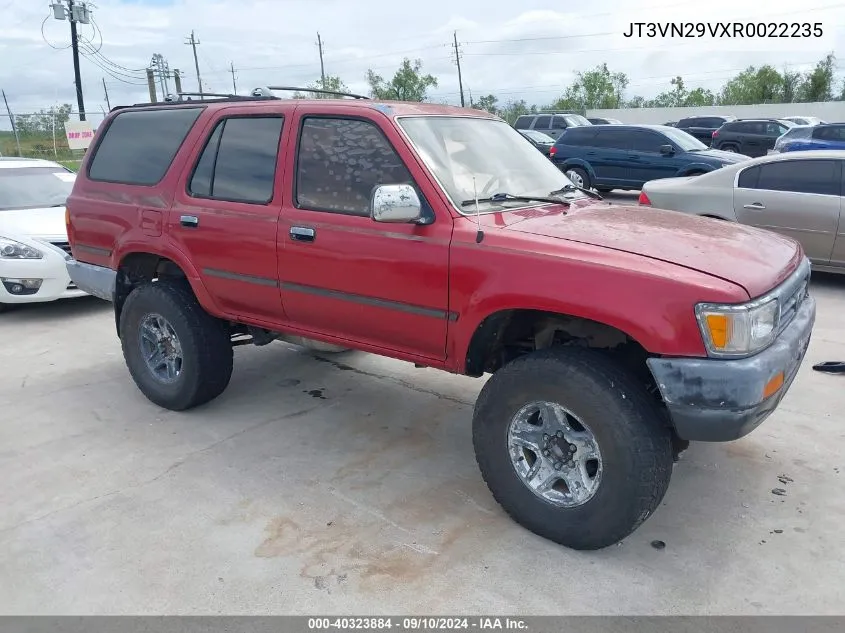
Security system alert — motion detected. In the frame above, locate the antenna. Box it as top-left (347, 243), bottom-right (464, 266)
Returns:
top-left (472, 176), bottom-right (484, 244)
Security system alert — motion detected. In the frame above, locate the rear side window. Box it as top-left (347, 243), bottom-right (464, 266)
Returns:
top-left (589, 129), bottom-right (632, 149)
top-left (189, 116), bottom-right (284, 204)
top-left (534, 115), bottom-right (552, 129)
top-left (560, 127), bottom-right (596, 145)
top-left (813, 125), bottom-right (845, 141)
top-left (296, 117), bottom-right (413, 217)
top-left (514, 116), bottom-right (532, 130)
top-left (88, 107), bottom-right (203, 185)
top-left (755, 159), bottom-right (840, 195)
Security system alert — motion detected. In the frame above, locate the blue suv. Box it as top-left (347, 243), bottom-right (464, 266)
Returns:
top-left (550, 124), bottom-right (750, 192)
top-left (773, 123), bottom-right (845, 153)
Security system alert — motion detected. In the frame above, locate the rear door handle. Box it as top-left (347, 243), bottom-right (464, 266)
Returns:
top-left (743, 202), bottom-right (766, 210)
top-left (180, 215), bottom-right (199, 228)
top-left (290, 226), bottom-right (316, 242)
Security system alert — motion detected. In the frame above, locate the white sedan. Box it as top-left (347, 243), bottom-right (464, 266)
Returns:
top-left (638, 149), bottom-right (845, 274)
top-left (0, 158), bottom-right (87, 311)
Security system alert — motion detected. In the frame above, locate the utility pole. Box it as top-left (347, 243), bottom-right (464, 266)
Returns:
top-left (185, 31), bottom-right (203, 97)
top-left (173, 69), bottom-right (182, 94)
top-left (452, 31), bottom-right (465, 108)
top-left (316, 32), bottom-right (326, 90)
top-left (2, 89), bottom-right (22, 157)
top-left (52, 0), bottom-right (91, 121)
top-left (101, 77), bottom-right (110, 110)
top-left (146, 68), bottom-right (157, 103)
top-left (229, 62), bottom-right (237, 94)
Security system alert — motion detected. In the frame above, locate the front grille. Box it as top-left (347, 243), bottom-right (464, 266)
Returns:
top-left (50, 241), bottom-right (72, 256)
top-left (777, 261), bottom-right (811, 334)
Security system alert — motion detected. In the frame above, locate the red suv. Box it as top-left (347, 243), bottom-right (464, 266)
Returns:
top-left (64, 90), bottom-right (815, 551)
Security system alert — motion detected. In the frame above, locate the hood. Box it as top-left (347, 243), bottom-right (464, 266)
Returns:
top-left (505, 204), bottom-right (801, 297)
top-left (0, 206), bottom-right (68, 241)
top-left (690, 148), bottom-right (750, 163)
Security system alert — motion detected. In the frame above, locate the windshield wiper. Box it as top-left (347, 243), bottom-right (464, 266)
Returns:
top-left (548, 184), bottom-right (603, 201)
top-left (460, 192), bottom-right (571, 208)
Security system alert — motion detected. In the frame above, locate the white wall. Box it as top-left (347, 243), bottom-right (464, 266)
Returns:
top-left (587, 102), bottom-right (845, 125)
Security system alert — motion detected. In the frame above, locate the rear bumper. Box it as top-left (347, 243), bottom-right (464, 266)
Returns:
top-left (647, 294), bottom-right (815, 442)
top-left (66, 259), bottom-right (116, 302)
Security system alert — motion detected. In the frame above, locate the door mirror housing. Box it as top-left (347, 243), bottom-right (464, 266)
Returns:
top-left (659, 144), bottom-right (675, 155)
top-left (370, 184), bottom-right (423, 223)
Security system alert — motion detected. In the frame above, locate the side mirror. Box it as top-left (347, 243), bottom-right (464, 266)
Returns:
top-left (659, 144), bottom-right (675, 155)
top-left (370, 184), bottom-right (423, 223)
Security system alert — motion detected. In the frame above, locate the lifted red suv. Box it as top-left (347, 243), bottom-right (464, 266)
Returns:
top-left (65, 89), bottom-right (815, 550)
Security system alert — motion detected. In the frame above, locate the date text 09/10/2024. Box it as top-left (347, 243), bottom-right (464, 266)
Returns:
top-left (307, 618), bottom-right (528, 631)
top-left (623, 22), bottom-right (824, 38)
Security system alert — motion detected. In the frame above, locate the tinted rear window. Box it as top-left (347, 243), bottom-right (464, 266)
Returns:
top-left (88, 107), bottom-right (203, 185)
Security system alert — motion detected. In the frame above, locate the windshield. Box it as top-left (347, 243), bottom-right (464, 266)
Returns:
top-left (523, 130), bottom-right (555, 143)
top-left (399, 116), bottom-right (579, 212)
top-left (564, 114), bottom-right (591, 126)
top-left (659, 127), bottom-right (708, 151)
top-left (0, 167), bottom-right (75, 211)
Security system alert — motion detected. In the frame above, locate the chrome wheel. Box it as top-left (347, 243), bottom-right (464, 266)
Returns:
top-left (565, 170), bottom-right (584, 188)
top-left (507, 401), bottom-right (603, 507)
top-left (138, 313), bottom-right (183, 384)
top-left (722, 146), bottom-right (737, 152)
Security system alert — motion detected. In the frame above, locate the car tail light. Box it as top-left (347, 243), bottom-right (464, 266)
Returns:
top-left (712, 130), bottom-right (718, 138)
top-left (549, 146), bottom-right (557, 158)
top-left (638, 191), bottom-right (651, 206)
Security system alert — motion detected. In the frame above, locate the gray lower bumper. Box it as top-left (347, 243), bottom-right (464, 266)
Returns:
top-left (66, 259), bottom-right (116, 302)
top-left (647, 295), bottom-right (816, 442)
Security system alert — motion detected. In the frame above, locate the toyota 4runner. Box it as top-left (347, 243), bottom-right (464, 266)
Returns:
top-left (64, 89), bottom-right (816, 551)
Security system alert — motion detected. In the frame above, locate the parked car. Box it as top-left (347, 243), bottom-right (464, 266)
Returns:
top-left (639, 149), bottom-right (844, 273)
top-left (549, 124), bottom-right (750, 192)
top-left (518, 129), bottom-right (556, 155)
top-left (663, 121), bottom-right (677, 127)
top-left (66, 93), bottom-right (814, 551)
top-left (675, 115), bottom-right (736, 145)
top-left (710, 119), bottom-right (795, 157)
top-left (0, 158), bottom-right (86, 312)
top-left (772, 122), bottom-right (845, 153)
top-left (513, 112), bottom-right (592, 141)
top-left (587, 117), bottom-right (621, 125)
top-left (771, 125), bottom-right (815, 153)
top-left (781, 116), bottom-right (826, 126)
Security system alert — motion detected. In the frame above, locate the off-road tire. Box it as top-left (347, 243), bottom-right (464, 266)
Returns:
top-left (120, 280), bottom-right (233, 411)
top-left (472, 347), bottom-right (674, 550)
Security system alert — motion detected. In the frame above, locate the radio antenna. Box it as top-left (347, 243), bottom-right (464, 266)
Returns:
top-left (472, 176), bottom-right (484, 243)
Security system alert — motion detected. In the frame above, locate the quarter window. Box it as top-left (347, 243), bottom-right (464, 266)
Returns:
top-left (189, 116), bottom-right (284, 204)
top-left (296, 117), bottom-right (413, 216)
top-left (89, 107), bottom-right (203, 185)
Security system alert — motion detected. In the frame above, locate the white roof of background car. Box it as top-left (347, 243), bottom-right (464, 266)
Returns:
top-left (0, 157), bottom-right (67, 170)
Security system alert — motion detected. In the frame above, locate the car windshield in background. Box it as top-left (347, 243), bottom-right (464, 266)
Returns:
top-left (659, 127), bottom-right (708, 151)
top-left (0, 167), bottom-right (75, 211)
top-left (523, 130), bottom-right (555, 143)
top-left (565, 114), bottom-right (591, 126)
top-left (399, 116), bottom-right (578, 212)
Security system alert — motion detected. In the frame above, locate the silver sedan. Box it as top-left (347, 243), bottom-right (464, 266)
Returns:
top-left (639, 149), bottom-right (845, 274)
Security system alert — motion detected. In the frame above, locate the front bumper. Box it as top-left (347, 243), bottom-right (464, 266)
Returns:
top-left (647, 293), bottom-right (816, 442)
top-left (0, 247), bottom-right (86, 305)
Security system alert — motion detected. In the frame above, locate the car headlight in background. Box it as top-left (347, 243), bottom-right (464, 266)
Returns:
top-left (0, 236), bottom-right (44, 259)
top-left (695, 298), bottom-right (779, 357)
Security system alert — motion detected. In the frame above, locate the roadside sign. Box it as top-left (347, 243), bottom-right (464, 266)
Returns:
top-left (64, 120), bottom-right (95, 150)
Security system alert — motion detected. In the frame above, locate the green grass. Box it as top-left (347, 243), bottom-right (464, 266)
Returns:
top-left (58, 160), bottom-right (81, 171)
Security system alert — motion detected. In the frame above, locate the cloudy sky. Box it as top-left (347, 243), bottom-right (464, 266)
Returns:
top-left (2, 0), bottom-right (845, 123)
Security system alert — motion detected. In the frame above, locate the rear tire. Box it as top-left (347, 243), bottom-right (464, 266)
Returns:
top-left (596, 187), bottom-right (613, 193)
top-left (119, 280), bottom-right (233, 411)
top-left (565, 167), bottom-right (591, 190)
top-left (472, 347), bottom-right (673, 550)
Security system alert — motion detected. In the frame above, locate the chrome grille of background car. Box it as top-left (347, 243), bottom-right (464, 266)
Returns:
top-left (777, 261), bottom-right (811, 335)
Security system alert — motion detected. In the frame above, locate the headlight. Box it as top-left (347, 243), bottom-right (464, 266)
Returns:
top-left (0, 236), bottom-right (44, 260)
top-left (695, 298), bottom-right (780, 357)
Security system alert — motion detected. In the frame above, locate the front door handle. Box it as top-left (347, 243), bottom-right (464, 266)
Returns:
top-left (290, 226), bottom-right (316, 242)
top-left (180, 215), bottom-right (199, 228)
top-left (743, 202), bottom-right (766, 210)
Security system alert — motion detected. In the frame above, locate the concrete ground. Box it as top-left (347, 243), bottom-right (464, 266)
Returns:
top-left (1, 272), bottom-right (844, 615)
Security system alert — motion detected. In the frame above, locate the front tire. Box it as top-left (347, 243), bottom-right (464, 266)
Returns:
top-left (472, 347), bottom-right (673, 550)
top-left (120, 280), bottom-right (233, 411)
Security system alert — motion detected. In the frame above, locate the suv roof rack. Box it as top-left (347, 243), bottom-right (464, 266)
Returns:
top-left (251, 86), bottom-right (370, 100)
